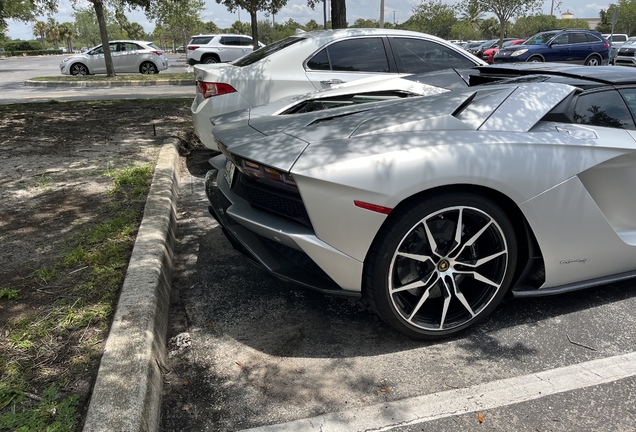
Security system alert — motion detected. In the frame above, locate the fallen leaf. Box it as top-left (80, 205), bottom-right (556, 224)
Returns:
top-left (183, 381), bottom-right (189, 386)
top-left (295, 369), bottom-right (305, 374)
top-left (360, 398), bottom-right (366, 403)
top-left (182, 405), bottom-right (190, 411)
top-left (477, 412), bottom-right (484, 423)
top-left (236, 361), bottom-right (245, 367)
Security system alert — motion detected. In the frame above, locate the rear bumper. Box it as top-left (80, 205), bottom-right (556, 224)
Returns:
top-left (204, 156), bottom-right (363, 299)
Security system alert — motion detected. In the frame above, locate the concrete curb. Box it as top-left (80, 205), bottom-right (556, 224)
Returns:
top-left (24, 79), bottom-right (193, 88)
top-left (82, 140), bottom-right (180, 432)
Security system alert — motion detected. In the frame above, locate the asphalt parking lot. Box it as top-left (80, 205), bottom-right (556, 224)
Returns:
top-left (160, 147), bottom-right (636, 431)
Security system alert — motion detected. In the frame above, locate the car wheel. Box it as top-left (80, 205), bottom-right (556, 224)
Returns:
top-left (70, 63), bottom-right (88, 76)
top-left (140, 62), bottom-right (158, 74)
top-left (585, 56), bottom-right (601, 66)
top-left (203, 56), bottom-right (219, 64)
top-left (527, 56), bottom-right (543, 63)
top-left (364, 193), bottom-right (517, 340)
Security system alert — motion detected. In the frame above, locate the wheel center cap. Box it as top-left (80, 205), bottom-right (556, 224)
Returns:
top-left (438, 259), bottom-right (450, 272)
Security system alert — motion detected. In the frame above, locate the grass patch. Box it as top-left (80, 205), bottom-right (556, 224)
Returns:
top-left (0, 288), bottom-right (20, 300)
top-left (0, 163), bottom-right (154, 431)
top-left (30, 72), bottom-right (193, 82)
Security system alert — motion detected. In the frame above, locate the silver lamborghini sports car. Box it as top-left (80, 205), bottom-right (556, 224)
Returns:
top-left (205, 68), bottom-right (636, 339)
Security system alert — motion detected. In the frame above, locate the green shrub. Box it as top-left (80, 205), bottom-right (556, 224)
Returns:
top-left (4, 40), bottom-right (42, 51)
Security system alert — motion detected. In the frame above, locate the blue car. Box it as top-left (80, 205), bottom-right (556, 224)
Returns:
top-left (494, 29), bottom-right (609, 66)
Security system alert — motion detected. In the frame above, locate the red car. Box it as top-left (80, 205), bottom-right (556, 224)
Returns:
top-left (483, 39), bottom-right (525, 64)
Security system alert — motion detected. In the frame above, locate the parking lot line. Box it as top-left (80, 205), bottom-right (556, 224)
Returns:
top-left (241, 351), bottom-right (636, 432)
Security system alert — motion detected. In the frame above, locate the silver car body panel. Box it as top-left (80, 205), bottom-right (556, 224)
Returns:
top-left (210, 81), bottom-right (636, 294)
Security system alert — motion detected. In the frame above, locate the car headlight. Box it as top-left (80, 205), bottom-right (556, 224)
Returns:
top-left (511, 49), bottom-right (528, 57)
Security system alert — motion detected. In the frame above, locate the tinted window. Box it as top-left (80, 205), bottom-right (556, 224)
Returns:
top-left (233, 36), bottom-right (304, 67)
top-left (324, 38), bottom-right (389, 72)
top-left (190, 36), bottom-right (214, 45)
top-left (619, 88), bottom-right (636, 120)
top-left (220, 36), bottom-right (240, 46)
top-left (573, 90), bottom-right (635, 129)
top-left (307, 49), bottom-right (330, 70)
top-left (587, 33), bottom-right (602, 43)
top-left (391, 37), bottom-right (475, 73)
top-left (238, 37), bottom-right (254, 46)
top-left (570, 33), bottom-right (588, 44)
top-left (553, 34), bottom-right (569, 45)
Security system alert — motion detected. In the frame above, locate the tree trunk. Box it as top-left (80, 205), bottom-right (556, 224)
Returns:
top-left (250, 10), bottom-right (258, 47)
top-left (331, 0), bottom-right (347, 29)
top-left (92, 0), bottom-right (116, 77)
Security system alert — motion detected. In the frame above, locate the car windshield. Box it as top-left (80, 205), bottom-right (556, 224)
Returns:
top-left (624, 39), bottom-right (636, 46)
top-left (524, 32), bottom-right (558, 45)
top-left (233, 36), bottom-right (305, 67)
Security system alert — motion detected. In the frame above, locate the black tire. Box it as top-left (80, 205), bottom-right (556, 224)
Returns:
top-left (203, 56), bottom-right (219, 64)
top-left (527, 56), bottom-right (543, 63)
top-left (364, 193), bottom-right (517, 340)
top-left (585, 55), bottom-right (601, 66)
top-left (70, 63), bottom-right (88, 76)
top-left (140, 61), bottom-right (158, 74)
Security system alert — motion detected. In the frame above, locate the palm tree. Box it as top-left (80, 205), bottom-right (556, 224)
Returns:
top-left (33, 21), bottom-right (47, 49)
top-left (460, 0), bottom-right (484, 27)
top-left (127, 22), bottom-right (145, 40)
top-left (58, 23), bottom-right (75, 53)
top-left (46, 18), bottom-right (61, 49)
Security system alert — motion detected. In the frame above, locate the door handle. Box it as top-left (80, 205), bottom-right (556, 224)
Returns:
top-left (320, 79), bottom-right (345, 86)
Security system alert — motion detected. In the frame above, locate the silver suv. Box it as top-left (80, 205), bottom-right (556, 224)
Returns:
top-left (186, 34), bottom-right (262, 65)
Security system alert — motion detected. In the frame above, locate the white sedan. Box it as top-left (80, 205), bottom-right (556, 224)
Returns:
top-left (192, 28), bottom-right (486, 150)
top-left (60, 40), bottom-right (169, 76)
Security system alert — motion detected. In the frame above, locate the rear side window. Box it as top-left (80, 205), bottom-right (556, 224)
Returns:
top-left (573, 90), bottom-right (635, 129)
top-left (570, 33), bottom-right (588, 44)
top-left (307, 38), bottom-right (389, 72)
top-left (391, 38), bottom-right (476, 73)
top-left (220, 36), bottom-right (240, 46)
top-left (587, 33), bottom-right (602, 43)
top-left (190, 36), bottom-right (214, 45)
top-left (238, 37), bottom-right (254, 46)
top-left (233, 36), bottom-right (304, 67)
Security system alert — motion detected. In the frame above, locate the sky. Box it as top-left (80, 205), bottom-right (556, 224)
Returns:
top-left (5, 0), bottom-right (610, 41)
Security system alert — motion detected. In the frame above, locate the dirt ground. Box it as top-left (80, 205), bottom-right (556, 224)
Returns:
top-left (0, 98), bottom-right (198, 428)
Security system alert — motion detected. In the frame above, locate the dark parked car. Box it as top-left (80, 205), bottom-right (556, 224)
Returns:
top-left (494, 29), bottom-right (609, 66)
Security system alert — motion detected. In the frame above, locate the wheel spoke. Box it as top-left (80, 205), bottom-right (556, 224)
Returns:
top-left (447, 275), bottom-right (476, 318)
top-left (396, 251), bottom-right (434, 265)
top-left (447, 208), bottom-right (464, 257)
top-left (438, 279), bottom-right (452, 329)
top-left (423, 220), bottom-right (443, 259)
top-left (459, 250), bottom-right (507, 268)
top-left (406, 273), bottom-right (440, 321)
top-left (456, 270), bottom-right (501, 288)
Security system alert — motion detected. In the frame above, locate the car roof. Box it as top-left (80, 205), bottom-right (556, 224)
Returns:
top-left (473, 63), bottom-right (636, 85)
top-left (297, 28), bottom-right (454, 45)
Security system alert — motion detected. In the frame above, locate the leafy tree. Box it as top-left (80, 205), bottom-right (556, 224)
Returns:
top-left (147, 0), bottom-right (204, 48)
top-left (402, 0), bottom-right (457, 39)
top-left (58, 22), bottom-right (75, 52)
top-left (229, 19), bottom-right (250, 34)
top-left (614, 0), bottom-right (636, 35)
top-left (459, 0), bottom-right (484, 27)
top-left (596, 9), bottom-right (612, 34)
top-left (451, 21), bottom-right (482, 40)
top-left (2, 0), bottom-right (56, 31)
top-left (215, 0), bottom-right (289, 46)
top-left (557, 18), bottom-right (590, 30)
top-left (73, 7), bottom-right (106, 48)
top-left (477, 0), bottom-right (542, 46)
top-left (479, 16), bottom-right (499, 39)
top-left (33, 20), bottom-right (47, 48)
top-left (511, 14), bottom-right (558, 38)
top-left (304, 18), bottom-right (322, 31)
top-left (46, 17), bottom-right (60, 48)
top-left (350, 18), bottom-right (379, 28)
